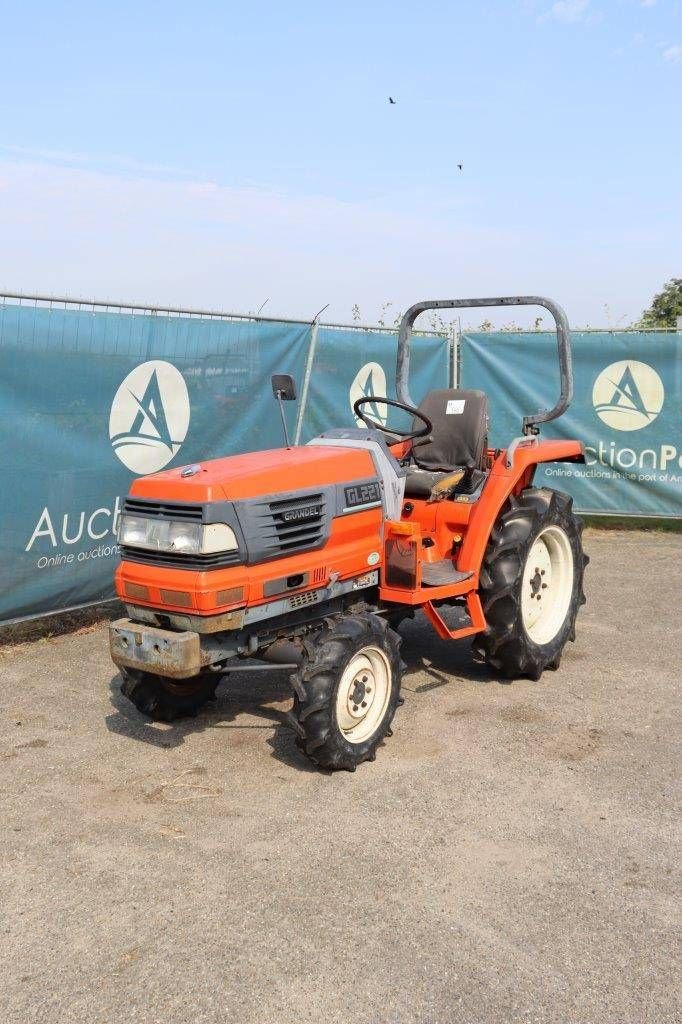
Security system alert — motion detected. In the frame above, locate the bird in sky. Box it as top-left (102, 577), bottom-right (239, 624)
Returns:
top-left (388, 96), bottom-right (396, 104)
top-left (457, 163), bottom-right (463, 171)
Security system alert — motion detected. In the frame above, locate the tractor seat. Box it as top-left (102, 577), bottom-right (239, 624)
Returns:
top-left (404, 388), bottom-right (489, 499)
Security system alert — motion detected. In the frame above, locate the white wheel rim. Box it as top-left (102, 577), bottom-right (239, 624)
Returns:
top-left (335, 645), bottom-right (392, 745)
top-left (521, 525), bottom-right (574, 645)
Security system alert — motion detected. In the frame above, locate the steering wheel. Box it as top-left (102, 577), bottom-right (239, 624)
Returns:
top-left (353, 396), bottom-right (432, 443)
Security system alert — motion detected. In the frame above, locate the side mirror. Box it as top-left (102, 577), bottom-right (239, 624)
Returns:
top-left (271, 374), bottom-right (297, 447)
top-left (271, 374), bottom-right (297, 401)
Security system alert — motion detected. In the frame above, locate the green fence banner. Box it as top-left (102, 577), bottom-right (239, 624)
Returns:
top-left (300, 325), bottom-right (450, 443)
top-left (0, 302), bottom-right (449, 622)
top-left (460, 331), bottom-right (681, 518)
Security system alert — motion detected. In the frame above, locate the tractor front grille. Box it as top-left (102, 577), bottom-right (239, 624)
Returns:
top-left (123, 497), bottom-right (204, 521)
top-left (119, 546), bottom-right (241, 570)
top-left (121, 489), bottom-right (333, 569)
top-left (238, 491), bottom-right (330, 562)
top-left (265, 493), bottom-right (326, 555)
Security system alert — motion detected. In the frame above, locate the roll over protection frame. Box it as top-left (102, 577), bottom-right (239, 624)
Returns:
top-left (395, 296), bottom-right (574, 436)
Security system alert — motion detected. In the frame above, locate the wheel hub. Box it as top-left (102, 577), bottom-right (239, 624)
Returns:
top-left (348, 673), bottom-right (373, 718)
top-left (529, 566), bottom-right (548, 599)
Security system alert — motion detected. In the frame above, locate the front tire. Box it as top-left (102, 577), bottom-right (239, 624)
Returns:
top-left (119, 669), bottom-right (219, 722)
top-left (473, 487), bottom-right (588, 680)
top-left (291, 613), bottom-right (403, 771)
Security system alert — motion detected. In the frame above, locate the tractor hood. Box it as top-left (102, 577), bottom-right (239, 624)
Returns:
top-left (128, 445), bottom-right (379, 504)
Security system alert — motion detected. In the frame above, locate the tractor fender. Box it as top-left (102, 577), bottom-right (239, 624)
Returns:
top-left (457, 439), bottom-right (585, 578)
top-left (504, 435), bottom-right (586, 470)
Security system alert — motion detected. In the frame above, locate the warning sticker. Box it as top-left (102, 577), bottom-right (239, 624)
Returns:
top-left (446, 399), bottom-right (465, 415)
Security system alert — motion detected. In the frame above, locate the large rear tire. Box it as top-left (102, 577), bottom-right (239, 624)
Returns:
top-left (472, 487), bottom-right (588, 680)
top-left (119, 669), bottom-right (219, 722)
top-left (291, 613), bottom-right (403, 771)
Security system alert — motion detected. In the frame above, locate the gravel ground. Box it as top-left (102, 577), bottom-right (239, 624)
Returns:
top-left (1, 529), bottom-right (680, 1024)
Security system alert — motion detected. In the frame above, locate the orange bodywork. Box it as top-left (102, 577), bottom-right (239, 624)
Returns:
top-left (381, 438), bottom-right (584, 599)
top-left (116, 446), bottom-right (383, 616)
top-left (116, 506), bottom-right (383, 615)
top-left (130, 446), bottom-right (375, 503)
top-left (115, 436), bottom-right (584, 640)
top-left (377, 438), bottom-right (584, 639)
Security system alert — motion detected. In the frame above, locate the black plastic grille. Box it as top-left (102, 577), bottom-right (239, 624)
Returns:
top-left (120, 546), bottom-right (241, 570)
top-left (123, 497), bottom-right (203, 521)
top-left (258, 493), bottom-right (326, 557)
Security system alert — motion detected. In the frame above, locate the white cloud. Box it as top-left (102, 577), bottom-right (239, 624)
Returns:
top-left (546, 0), bottom-right (592, 24)
top-left (662, 44), bottom-right (682, 62)
top-left (0, 151), bottom-right (676, 329)
top-left (0, 155), bottom-right (518, 323)
top-left (4, 145), bottom-right (197, 179)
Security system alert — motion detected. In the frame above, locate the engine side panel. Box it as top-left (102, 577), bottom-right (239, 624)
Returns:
top-left (307, 430), bottom-right (406, 520)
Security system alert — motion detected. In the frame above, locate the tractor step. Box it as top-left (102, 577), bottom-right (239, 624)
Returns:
top-left (421, 560), bottom-right (473, 588)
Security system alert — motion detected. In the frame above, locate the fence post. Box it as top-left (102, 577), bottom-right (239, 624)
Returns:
top-left (293, 319), bottom-right (321, 445)
top-left (450, 328), bottom-right (459, 387)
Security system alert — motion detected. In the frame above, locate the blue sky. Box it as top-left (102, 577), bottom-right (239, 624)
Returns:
top-left (0, 0), bottom-right (679, 327)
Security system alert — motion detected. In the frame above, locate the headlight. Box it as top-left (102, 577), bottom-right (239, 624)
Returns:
top-left (117, 514), bottom-right (149, 547)
top-left (201, 524), bottom-right (240, 554)
top-left (117, 516), bottom-right (239, 555)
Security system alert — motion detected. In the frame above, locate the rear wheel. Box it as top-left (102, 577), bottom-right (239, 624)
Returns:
top-left (291, 613), bottom-right (403, 771)
top-left (119, 669), bottom-right (219, 722)
top-left (473, 487), bottom-right (588, 680)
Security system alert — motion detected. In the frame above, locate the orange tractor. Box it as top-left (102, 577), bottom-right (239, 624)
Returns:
top-left (110, 296), bottom-right (588, 771)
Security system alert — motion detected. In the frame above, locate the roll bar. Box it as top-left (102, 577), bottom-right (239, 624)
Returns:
top-left (396, 296), bottom-right (573, 436)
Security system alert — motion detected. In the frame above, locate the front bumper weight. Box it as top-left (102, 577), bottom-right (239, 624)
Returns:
top-left (109, 618), bottom-right (201, 679)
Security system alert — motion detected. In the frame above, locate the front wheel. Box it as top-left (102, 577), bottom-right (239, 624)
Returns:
top-left (291, 613), bottom-right (403, 771)
top-left (473, 487), bottom-right (588, 680)
top-left (119, 669), bottom-right (219, 722)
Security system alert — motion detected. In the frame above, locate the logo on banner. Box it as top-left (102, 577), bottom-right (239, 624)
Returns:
top-left (350, 362), bottom-right (388, 427)
top-left (109, 361), bottom-right (190, 473)
top-left (592, 360), bottom-right (664, 431)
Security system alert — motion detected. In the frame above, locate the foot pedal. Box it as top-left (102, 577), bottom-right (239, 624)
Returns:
top-left (421, 560), bottom-right (473, 587)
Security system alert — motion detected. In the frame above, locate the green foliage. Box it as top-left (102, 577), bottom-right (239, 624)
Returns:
top-left (638, 278), bottom-right (682, 329)
top-left (350, 303), bottom-right (454, 337)
top-left (352, 282), bottom-right (682, 335)
top-left (377, 301), bottom-right (393, 328)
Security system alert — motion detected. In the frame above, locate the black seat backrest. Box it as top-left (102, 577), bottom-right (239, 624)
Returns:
top-left (411, 389), bottom-right (489, 472)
